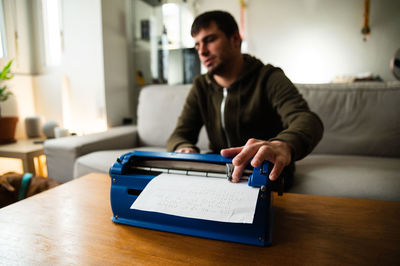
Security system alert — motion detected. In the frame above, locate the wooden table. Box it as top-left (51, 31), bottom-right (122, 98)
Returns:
top-left (0, 138), bottom-right (44, 174)
top-left (0, 173), bottom-right (399, 265)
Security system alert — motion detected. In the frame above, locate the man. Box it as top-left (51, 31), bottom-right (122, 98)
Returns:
top-left (166, 10), bottom-right (323, 188)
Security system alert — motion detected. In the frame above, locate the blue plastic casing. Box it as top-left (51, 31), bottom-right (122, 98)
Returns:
top-left (109, 150), bottom-right (273, 246)
top-left (248, 161), bottom-right (272, 187)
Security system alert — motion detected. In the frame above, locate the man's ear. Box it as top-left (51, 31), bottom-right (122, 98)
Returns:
top-left (231, 31), bottom-right (242, 49)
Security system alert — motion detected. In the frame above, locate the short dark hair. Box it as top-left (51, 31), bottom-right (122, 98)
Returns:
top-left (191, 10), bottom-right (239, 38)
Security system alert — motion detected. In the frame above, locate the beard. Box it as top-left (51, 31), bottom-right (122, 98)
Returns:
top-left (206, 57), bottom-right (229, 75)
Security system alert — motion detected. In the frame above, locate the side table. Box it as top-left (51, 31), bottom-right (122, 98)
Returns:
top-left (0, 138), bottom-right (45, 175)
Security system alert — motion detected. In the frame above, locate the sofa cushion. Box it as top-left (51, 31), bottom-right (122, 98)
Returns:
top-left (291, 154), bottom-right (400, 201)
top-left (73, 147), bottom-right (166, 178)
top-left (297, 82), bottom-right (400, 157)
top-left (137, 84), bottom-right (208, 150)
top-left (45, 125), bottom-right (137, 183)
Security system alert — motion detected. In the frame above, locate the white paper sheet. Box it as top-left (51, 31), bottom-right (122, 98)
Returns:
top-left (130, 173), bottom-right (260, 224)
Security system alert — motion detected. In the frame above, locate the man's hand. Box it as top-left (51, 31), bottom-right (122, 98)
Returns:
top-left (175, 147), bottom-right (198, 153)
top-left (220, 139), bottom-right (292, 182)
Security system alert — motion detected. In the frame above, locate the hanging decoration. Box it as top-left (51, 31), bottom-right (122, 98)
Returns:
top-left (239, 0), bottom-right (248, 52)
top-left (361, 0), bottom-right (370, 41)
top-left (239, 0), bottom-right (246, 39)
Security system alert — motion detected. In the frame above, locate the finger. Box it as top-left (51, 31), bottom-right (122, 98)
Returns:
top-left (250, 144), bottom-right (275, 167)
top-left (186, 148), bottom-right (197, 153)
top-left (231, 163), bottom-right (246, 183)
top-left (232, 144), bottom-right (261, 166)
top-left (220, 146), bottom-right (243, 158)
top-left (269, 160), bottom-right (285, 181)
top-left (176, 148), bottom-right (196, 153)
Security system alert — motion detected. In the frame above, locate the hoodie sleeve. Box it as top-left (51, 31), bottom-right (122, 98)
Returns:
top-left (266, 69), bottom-right (324, 161)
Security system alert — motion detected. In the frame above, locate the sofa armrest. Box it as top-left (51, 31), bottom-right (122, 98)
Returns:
top-left (44, 125), bottom-right (138, 183)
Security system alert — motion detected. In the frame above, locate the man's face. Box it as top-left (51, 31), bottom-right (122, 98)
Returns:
top-left (193, 22), bottom-right (239, 75)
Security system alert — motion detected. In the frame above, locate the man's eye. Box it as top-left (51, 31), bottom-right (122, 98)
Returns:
top-left (206, 36), bottom-right (217, 43)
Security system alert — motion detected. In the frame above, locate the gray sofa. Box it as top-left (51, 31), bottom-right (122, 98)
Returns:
top-left (44, 82), bottom-right (400, 201)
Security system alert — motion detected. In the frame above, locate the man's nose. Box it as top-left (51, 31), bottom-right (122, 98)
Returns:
top-left (198, 43), bottom-right (209, 56)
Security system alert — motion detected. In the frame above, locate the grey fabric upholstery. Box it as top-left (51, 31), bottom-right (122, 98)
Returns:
top-left (137, 84), bottom-right (208, 149)
top-left (292, 154), bottom-right (400, 201)
top-left (74, 147), bottom-right (165, 178)
top-left (45, 125), bottom-right (137, 183)
top-left (297, 82), bottom-right (400, 157)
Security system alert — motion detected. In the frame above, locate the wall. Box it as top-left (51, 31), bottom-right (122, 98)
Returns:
top-left (61, 0), bottom-right (106, 133)
top-left (34, 0), bottom-right (132, 134)
top-left (197, 0), bottom-right (400, 83)
top-left (102, 0), bottom-right (132, 126)
top-left (1, 74), bottom-right (35, 139)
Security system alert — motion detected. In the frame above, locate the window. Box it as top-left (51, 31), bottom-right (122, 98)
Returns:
top-left (41, 0), bottom-right (62, 66)
top-left (0, 0), bottom-right (7, 58)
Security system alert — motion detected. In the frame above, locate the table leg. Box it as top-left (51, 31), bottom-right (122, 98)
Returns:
top-left (37, 155), bottom-right (47, 177)
top-left (22, 155), bottom-right (36, 175)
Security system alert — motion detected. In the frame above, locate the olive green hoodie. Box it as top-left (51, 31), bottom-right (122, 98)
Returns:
top-left (167, 54), bottom-right (323, 161)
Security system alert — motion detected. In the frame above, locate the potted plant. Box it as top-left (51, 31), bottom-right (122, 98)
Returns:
top-left (0, 60), bottom-right (18, 144)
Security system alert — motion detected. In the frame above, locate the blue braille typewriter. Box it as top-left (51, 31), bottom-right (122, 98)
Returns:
top-left (109, 150), bottom-right (275, 246)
